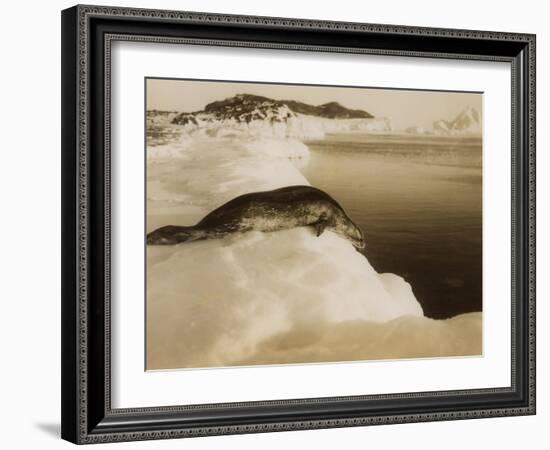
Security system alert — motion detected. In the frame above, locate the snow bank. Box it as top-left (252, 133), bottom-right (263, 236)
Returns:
top-left (146, 131), bottom-right (481, 369)
top-left (146, 135), bottom-right (311, 236)
top-left (147, 229), bottom-right (426, 368)
top-left (237, 312), bottom-right (482, 367)
top-left (147, 133), bottom-right (193, 161)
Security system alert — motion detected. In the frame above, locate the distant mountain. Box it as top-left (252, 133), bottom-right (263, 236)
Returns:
top-left (432, 106), bottom-right (481, 136)
top-left (171, 93), bottom-right (374, 125)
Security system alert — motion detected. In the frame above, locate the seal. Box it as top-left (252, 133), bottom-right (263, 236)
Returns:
top-left (146, 185), bottom-right (365, 249)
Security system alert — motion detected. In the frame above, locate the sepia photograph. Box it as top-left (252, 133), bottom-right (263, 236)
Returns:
top-left (145, 78), bottom-right (483, 370)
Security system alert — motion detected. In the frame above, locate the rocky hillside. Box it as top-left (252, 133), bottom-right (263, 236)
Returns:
top-left (171, 93), bottom-right (373, 126)
top-left (158, 93), bottom-right (389, 139)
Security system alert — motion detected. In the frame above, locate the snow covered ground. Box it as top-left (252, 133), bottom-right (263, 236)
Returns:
top-left (146, 129), bottom-right (482, 370)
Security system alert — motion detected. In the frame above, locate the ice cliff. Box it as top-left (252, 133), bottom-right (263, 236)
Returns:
top-left (164, 93), bottom-right (392, 139)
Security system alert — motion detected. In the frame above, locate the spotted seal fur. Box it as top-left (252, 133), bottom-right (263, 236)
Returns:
top-left (146, 185), bottom-right (365, 249)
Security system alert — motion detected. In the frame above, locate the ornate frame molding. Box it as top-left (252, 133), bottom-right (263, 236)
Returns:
top-left (61, 4), bottom-right (536, 444)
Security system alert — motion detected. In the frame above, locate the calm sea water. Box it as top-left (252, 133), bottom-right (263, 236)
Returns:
top-left (302, 133), bottom-right (482, 319)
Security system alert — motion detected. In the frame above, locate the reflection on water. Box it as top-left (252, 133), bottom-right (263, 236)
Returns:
top-left (302, 133), bottom-right (482, 319)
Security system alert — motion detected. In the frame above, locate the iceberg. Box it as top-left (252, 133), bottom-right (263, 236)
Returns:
top-left (432, 106), bottom-right (482, 136)
top-left (400, 106), bottom-right (482, 136)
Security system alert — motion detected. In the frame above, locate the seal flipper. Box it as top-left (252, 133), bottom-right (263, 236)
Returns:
top-left (313, 213), bottom-right (328, 237)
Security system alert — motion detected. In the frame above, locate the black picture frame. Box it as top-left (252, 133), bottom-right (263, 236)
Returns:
top-left (61, 4), bottom-right (536, 444)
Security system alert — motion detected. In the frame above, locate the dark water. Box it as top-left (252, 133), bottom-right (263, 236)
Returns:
top-left (302, 133), bottom-right (482, 319)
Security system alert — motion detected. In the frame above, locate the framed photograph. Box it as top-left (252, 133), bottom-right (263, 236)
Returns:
top-left (61, 4), bottom-right (536, 444)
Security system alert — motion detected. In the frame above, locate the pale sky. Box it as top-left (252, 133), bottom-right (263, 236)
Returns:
top-left (146, 78), bottom-right (482, 130)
